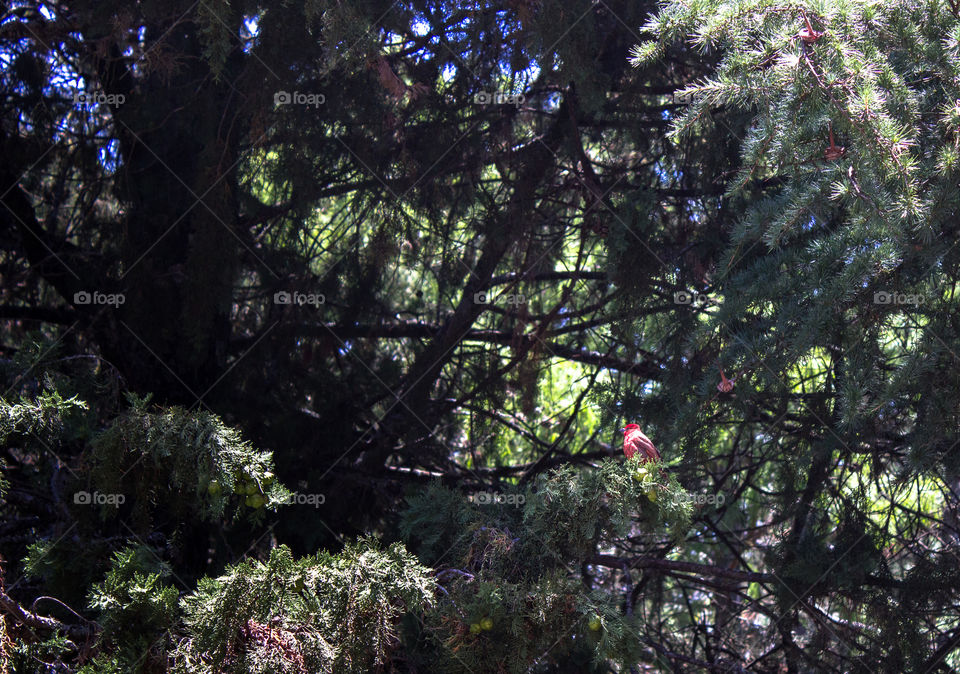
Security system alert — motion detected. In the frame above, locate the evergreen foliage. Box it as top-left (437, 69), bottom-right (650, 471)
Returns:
top-left (399, 459), bottom-right (693, 671)
top-left (88, 395), bottom-right (292, 525)
top-left (173, 539), bottom-right (434, 673)
top-left (0, 391), bottom-right (88, 501)
top-left (87, 545), bottom-right (179, 665)
top-left (1, 0), bottom-right (960, 670)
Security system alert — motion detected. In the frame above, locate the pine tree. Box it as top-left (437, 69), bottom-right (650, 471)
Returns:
top-left (2, 0), bottom-right (960, 671)
top-left (623, 0), bottom-right (960, 668)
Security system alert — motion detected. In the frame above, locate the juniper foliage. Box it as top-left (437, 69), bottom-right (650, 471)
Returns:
top-left (173, 539), bottom-right (434, 674)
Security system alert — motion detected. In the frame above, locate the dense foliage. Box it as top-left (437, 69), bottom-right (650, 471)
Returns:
top-left (1, 0), bottom-right (960, 670)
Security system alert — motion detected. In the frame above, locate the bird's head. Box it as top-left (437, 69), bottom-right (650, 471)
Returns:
top-left (622, 423), bottom-right (640, 433)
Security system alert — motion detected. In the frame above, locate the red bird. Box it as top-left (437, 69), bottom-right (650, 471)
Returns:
top-left (717, 365), bottom-right (735, 393)
top-left (622, 424), bottom-right (660, 462)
